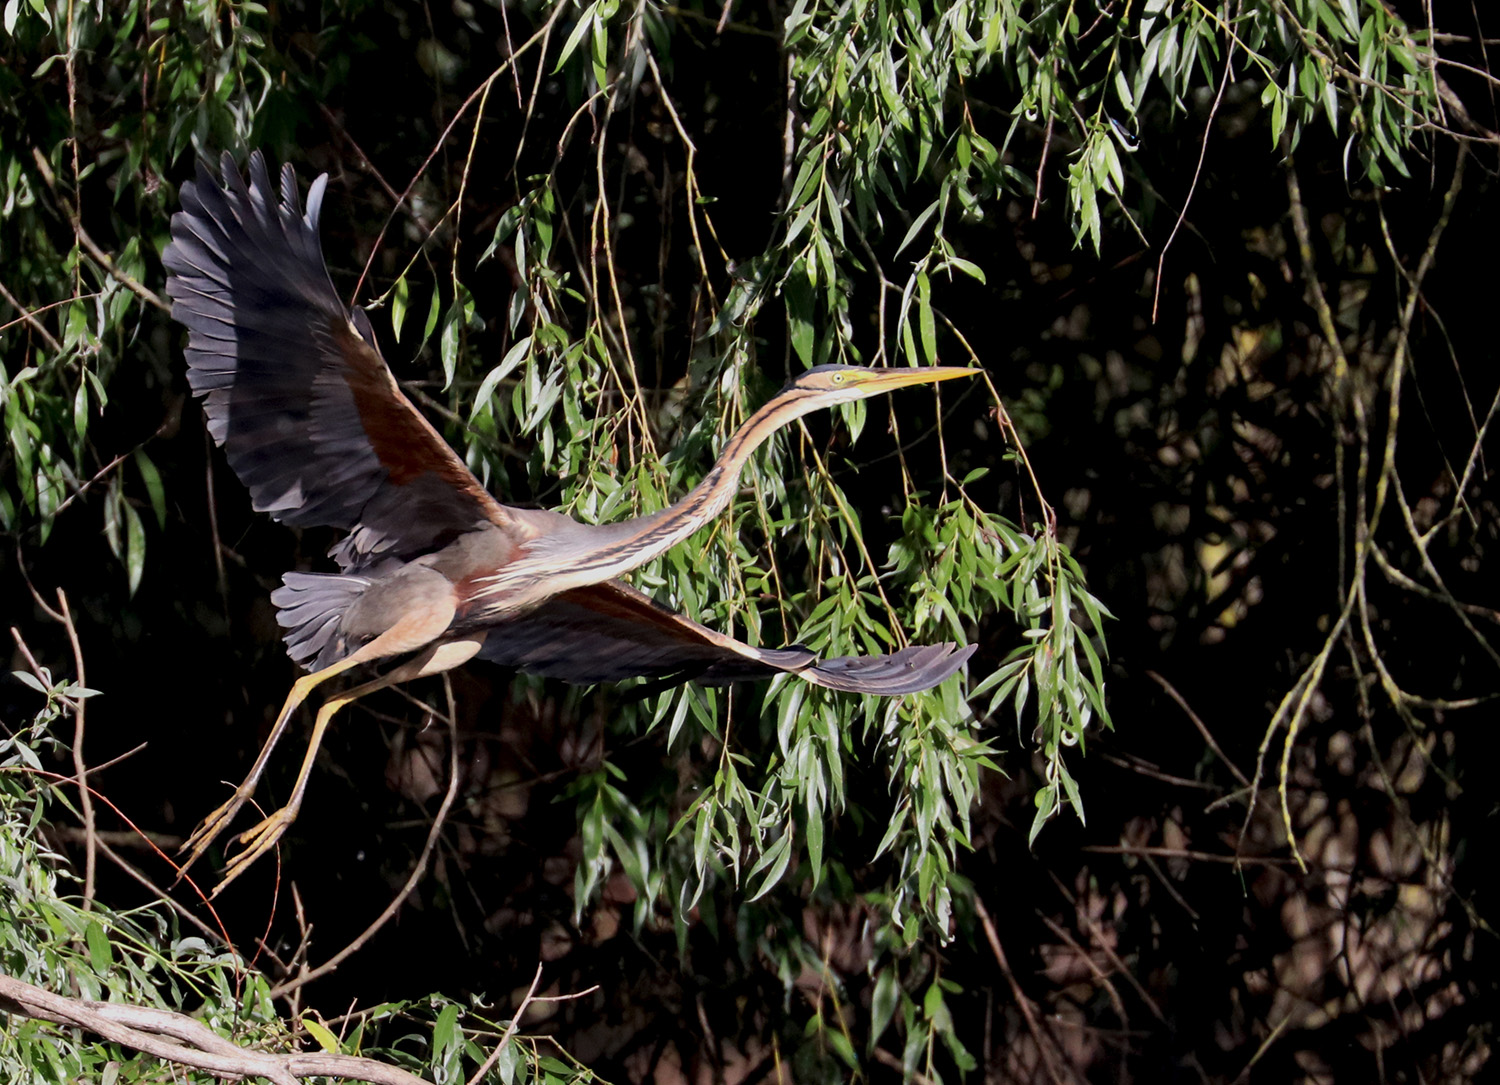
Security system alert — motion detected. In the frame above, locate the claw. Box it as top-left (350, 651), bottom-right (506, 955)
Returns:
top-left (176, 666), bottom-right (347, 891)
top-left (175, 786), bottom-right (257, 883)
top-left (207, 803), bottom-right (301, 898)
top-left (187, 642), bottom-right (460, 898)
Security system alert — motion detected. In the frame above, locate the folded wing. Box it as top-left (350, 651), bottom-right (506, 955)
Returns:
top-left (477, 580), bottom-right (975, 695)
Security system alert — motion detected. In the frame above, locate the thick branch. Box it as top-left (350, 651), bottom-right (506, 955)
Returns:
top-left (0, 972), bottom-right (430, 1085)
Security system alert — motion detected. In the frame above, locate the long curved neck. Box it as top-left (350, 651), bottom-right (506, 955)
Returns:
top-left (587, 389), bottom-right (814, 573)
top-left (480, 388), bottom-right (816, 607)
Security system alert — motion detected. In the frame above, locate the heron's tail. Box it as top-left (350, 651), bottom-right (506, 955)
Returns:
top-left (271, 571), bottom-right (372, 670)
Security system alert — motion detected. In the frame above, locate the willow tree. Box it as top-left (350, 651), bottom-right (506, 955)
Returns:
top-left (3, 0), bottom-right (1489, 1081)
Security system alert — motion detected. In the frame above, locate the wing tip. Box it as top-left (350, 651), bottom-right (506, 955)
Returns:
top-left (803, 639), bottom-right (977, 696)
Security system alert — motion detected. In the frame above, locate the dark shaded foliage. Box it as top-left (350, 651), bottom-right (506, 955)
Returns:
top-left (4, 0), bottom-right (1497, 1081)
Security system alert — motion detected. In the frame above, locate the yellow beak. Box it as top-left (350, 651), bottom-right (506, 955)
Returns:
top-left (856, 366), bottom-right (980, 392)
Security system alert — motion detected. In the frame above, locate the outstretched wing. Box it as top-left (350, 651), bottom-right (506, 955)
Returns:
top-left (164, 151), bottom-right (514, 571)
top-left (477, 580), bottom-right (975, 695)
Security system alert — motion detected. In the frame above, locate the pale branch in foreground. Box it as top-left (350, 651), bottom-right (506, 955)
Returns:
top-left (0, 972), bottom-right (430, 1085)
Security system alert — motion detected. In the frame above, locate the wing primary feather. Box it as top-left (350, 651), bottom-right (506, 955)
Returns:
top-left (165, 152), bottom-right (516, 572)
top-left (475, 581), bottom-right (974, 695)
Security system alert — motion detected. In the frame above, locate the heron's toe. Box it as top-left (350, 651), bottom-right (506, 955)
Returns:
top-left (207, 805), bottom-right (300, 897)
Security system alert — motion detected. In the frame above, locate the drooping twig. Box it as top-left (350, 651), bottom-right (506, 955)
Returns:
top-left (352, 4), bottom-right (568, 302)
top-left (1151, 22), bottom-right (1237, 322)
top-left (1241, 153), bottom-right (1467, 871)
top-left (1032, 108), bottom-right (1055, 219)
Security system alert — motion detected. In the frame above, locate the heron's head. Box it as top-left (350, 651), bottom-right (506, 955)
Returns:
top-left (783, 364), bottom-right (979, 407)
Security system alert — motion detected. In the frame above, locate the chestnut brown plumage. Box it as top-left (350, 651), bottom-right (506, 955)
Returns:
top-left (164, 152), bottom-right (977, 895)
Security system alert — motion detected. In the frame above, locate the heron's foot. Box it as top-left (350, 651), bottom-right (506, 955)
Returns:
top-left (208, 802), bottom-right (300, 898)
top-left (176, 786), bottom-right (258, 880)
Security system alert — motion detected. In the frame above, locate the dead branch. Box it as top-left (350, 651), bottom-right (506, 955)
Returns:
top-left (0, 971), bottom-right (430, 1085)
top-left (972, 895), bottom-right (1070, 1085)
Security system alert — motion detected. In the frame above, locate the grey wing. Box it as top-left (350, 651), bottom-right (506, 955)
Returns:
top-left (477, 580), bottom-right (975, 695)
top-left (164, 151), bottom-right (515, 570)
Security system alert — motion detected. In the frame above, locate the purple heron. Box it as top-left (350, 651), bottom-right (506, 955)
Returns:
top-left (164, 153), bottom-right (977, 894)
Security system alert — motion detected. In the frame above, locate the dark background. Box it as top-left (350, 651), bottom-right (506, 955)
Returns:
top-left (3, 0), bottom-right (1497, 1080)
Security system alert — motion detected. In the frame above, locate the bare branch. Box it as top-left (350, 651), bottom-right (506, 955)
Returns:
top-left (56, 590), bottom-right (96, 907)
top-left (0, 972), bottom-right (430, 1085)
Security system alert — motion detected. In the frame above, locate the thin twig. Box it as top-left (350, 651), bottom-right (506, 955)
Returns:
top-left (496, 0), bottom-right (525, 109)
top-left (75, 741), bottom-right (149, 779)
top-left (1144, 669), bottom-right (1251, 788)
top-left (9, 627), bottom-right (75, 710)
top-left (1100, 751), bottom-right (1218, 790)
top-left (30, 146), bottom-right (171, 312)
top-left (0, 293), bottom-right (95, 341)
top-left (45, 825), bottom-right (172, 848)
top-left (466, 964), bottom-right (543, 1085)
top-left (510, 0), bottom-right (558, 176)
top-left (352, 5), bottom-right (568, 302)
top-left (1035, 913), bottom-right (1129, 1023)
top-left (92, 836), bottom-right (222, 943)
top-left (1084, 845), bottom-right (1296, 866)
top-left (1049, 872), bottom-right (1168, 1023)
top-left (65, 0), bottom-right (82, 299)
top-left (873, 1047), bottom-right (938, 1085)
top-left (1032, 108), bottom-right (1055, 219)
top-left (320, 105), bottom-right (432, 232)
top-left (267, 679), bottom-right (462, 1000)
top-left (0, 277), bottom-right (65, 353)
top-left (78, 223), bottom-right (171, 311)
top-left (972, 896), bottom-right (1069, 1085)
top-left (1152, 15), bottom-right (1236, 322)
top-left (591, 75), bottom-right (660, 462)
top-left (6, 764), bottom-right (238, 948)
top-left (56, 591), bottom-right (95, 908)
top-left (47, 449), bottom-right (130, 521)
top-left (204, 428), bottom-right (230, 615)
top-left (49, 399), bottom-right (180, 523)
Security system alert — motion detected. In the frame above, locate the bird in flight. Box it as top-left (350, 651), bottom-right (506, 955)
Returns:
top-left (164, 152), bottom-right (977, 894)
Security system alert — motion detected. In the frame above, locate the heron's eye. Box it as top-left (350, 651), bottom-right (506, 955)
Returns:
top-left (831, 372), bottom-right (845, 384)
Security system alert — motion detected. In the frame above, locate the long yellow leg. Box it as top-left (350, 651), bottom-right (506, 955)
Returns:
top-left (179, 594), bottom-right (464, 881)
top-left (177, 656), bottom-right (367, 877)
top-left (207, 634), bottom-right (486, 897)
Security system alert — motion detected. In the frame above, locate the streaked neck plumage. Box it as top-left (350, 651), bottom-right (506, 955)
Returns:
top-left (472, 387), bottom-right (824, 610)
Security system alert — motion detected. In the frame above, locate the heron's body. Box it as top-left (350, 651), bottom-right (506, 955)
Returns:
top-left (163, 152), bottom-right (978, 893)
